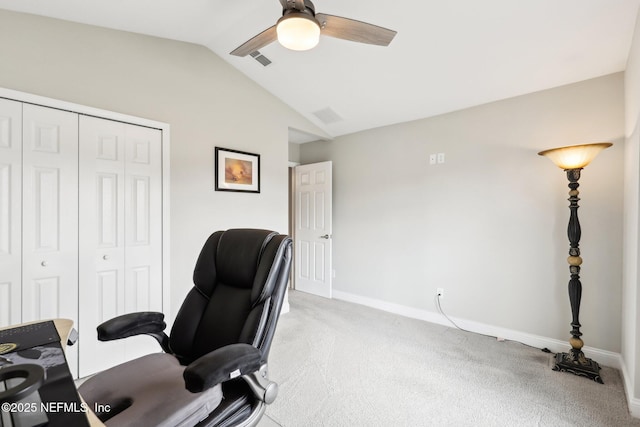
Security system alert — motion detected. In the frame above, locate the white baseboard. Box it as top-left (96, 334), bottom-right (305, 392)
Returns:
top-left (620, 357), bottom-right (640, 417)
top-left (332, 290), bottom-right (622, 369)
top-left (630, 397), bottom-right (640, 419)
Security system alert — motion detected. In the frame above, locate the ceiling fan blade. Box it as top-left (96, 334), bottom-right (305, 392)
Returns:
top-left (315, 13), bottom-right (397, 46)
top-left (230, 25), bottom-right (278, 57)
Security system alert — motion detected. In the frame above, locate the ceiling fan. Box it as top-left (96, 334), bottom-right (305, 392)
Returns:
top-left (230, 0), bottom-right (397, 57)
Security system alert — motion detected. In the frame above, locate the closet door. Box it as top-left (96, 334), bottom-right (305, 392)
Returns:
top-left (79, 116), bottom-right (162, 377)
top-left (0, 99), bottom-right (22, 327)
top-left (123, 123), bottom-right (163, 318)
top-left (21, 104), bottom-right (79, 374)
top-left (78, 116), bottom-right (126, 376)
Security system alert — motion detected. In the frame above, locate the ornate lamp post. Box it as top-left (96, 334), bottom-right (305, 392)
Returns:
top-left (538, 142), bottom-right (612, 384)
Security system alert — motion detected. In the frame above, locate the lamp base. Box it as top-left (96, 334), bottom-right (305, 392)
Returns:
top-left (552, 350), bottom-right (603, 384)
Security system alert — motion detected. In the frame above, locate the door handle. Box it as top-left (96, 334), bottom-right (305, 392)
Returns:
top-left (319, 234), bottom-right (331, 239)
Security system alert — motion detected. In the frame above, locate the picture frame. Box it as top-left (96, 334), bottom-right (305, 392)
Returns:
top-left (215, 147), bottom-right (260, 193)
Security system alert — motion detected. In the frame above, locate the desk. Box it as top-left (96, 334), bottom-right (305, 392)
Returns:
top-left (0, 320), bottom-right (103, 427)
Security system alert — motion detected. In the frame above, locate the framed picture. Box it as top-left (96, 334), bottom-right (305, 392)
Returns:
top-left (215, 147), bottom-right (260, 193)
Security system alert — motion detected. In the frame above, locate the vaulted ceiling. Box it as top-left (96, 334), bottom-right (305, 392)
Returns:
top-left (0, 0), bottom-right (638, 142)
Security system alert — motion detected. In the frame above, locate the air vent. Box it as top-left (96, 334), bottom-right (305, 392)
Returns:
top-left (250, 50), bottom-right (271, 67)
top-left (312, 107), bottom-right (343, 125)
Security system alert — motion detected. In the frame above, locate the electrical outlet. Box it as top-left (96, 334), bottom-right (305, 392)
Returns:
top-left (437, 288), bottom-right (444, 299)
top-left (429, 154), bottom-right (436, 165)
top-left (437, 153), bottom-right (445, 164)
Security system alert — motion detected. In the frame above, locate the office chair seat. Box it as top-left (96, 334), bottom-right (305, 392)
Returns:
top-left (78, 229), bottom-right (292, 427)
top-left (80, 353), bottom-right (222, 426)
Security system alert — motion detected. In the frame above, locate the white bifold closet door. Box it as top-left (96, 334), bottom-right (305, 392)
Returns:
top-left (22, 104), bottom-right (80, 373)
top-left (0, 98), bottom-right (22, 327)
top-left (78, 115), bottom-right (162, 378)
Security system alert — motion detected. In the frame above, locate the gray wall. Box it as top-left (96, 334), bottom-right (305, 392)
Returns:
top-left (0, 9), bottom-right (326, 318)
top-left (289, 142), bottom-right (302, 164)
top-left (301, 73), bottom-right (625, 353)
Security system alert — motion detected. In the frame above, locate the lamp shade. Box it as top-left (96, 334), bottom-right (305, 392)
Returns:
top-left (538, 142), bottom-right (612, 170)
top-left (276, 13), bottom-right (321, 51)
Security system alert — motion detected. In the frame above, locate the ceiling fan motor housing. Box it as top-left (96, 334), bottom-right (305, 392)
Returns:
top-left (282, 0), bottom-right (316, 15)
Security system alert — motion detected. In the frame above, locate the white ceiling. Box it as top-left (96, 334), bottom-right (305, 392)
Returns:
top-left (1, 0), bottom-right (639, 143)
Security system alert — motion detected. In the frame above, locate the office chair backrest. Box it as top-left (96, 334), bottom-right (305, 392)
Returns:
top-left (168, 229), bottom-right (292, 365)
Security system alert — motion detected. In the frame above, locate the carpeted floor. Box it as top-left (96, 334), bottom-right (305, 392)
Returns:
top-left (260, 290), bottom-right (640, 426)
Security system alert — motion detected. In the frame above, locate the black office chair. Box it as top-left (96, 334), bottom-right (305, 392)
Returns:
top-left (79, 229), bottom-right (292, 427)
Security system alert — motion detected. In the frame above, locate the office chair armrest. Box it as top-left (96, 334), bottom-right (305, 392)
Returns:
top-left (97, 312), bottom-right (169, 351)
top-left (183, 343), bottom-right (261, 393)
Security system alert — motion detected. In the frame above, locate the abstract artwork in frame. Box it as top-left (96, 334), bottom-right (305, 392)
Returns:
top-left (215, 147), bottom-right (260, 193)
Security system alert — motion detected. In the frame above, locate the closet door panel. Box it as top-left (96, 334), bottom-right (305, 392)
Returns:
top-left (0, 99), bottom-right (22, 327)
top-left (22, 104), bottom-right (78, 322)
top-left (79, 116), bottom-right (127, 376)
top-left (122, 123), bottom-right (163, 362)
top-left (22, 104), bottom-right (79, 375)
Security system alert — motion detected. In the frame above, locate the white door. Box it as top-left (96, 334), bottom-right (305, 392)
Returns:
top-left (0, 99), bottom-right (22, 327)
top-left (79, 116), bottom-right (126, 376)
top-left (79, 116), bottom-right (162, 377)
top-left (121, 122), bottom-right (163, 362)
top-left (22, 104), bottom-right (79, 374)
top-left (294, 161), bottom-right (332, 298)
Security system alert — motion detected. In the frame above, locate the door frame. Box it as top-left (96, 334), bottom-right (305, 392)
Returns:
top-left (288, 161), bottom-right (299, 291)
top-left (0, 87), bottom-right (172, 323)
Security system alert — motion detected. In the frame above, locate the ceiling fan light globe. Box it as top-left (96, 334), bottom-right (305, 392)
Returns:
top-left (276, 14), bottom-right (320, 51)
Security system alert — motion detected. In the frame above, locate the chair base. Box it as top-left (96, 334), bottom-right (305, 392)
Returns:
top-left (197, 379), bottom-right (265, 427)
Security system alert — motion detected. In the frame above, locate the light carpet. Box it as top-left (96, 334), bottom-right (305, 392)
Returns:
top-left (261, 290), bottom-right (640, 426)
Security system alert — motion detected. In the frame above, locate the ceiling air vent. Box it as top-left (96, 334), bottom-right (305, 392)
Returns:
top-left (250, 51), bottom-right (271, 67)
top-left (312, 107), bottom-right (343, 125)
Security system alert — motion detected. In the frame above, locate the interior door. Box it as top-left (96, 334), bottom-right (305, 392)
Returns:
top-left (79, 116), bottom-right (162, 377)
top-left (294, 161), bottom-right (333, 298)
top-left (22, 104), bottom-right (79, 374)
top-left (0, 99), bottom-right (22, 327)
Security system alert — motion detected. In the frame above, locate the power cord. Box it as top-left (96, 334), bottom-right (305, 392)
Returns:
top-left (434, 293), bottom-right (469, 333)
top-left (434, 292), bottom-right (552, 354)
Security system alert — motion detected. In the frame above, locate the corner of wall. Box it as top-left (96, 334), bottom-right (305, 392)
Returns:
top-left (621, 357), bottom-right (640, 418)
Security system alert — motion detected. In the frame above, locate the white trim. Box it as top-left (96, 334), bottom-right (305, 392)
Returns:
top-left (620, 358), bottom-right (640, 417)
top-left (332, 289), bottom-right (622, 369)
top-left (0, 87), bottom-right (167, 130)
top-left (161, 124), bottom-right (172, 325)
top-left (0, 87), bottom-right (172, 323)
top-left (630, 397), bottom-right (640, 419)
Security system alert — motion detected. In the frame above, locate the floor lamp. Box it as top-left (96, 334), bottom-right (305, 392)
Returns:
top-left (538, 142), bottom-right (612, 384)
